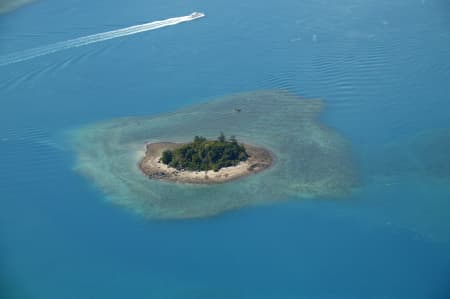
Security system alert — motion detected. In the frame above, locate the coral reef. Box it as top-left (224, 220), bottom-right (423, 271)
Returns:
top-left (70, 90), bottom-right (358, 219)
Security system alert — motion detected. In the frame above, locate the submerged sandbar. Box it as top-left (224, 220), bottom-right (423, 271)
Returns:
top-left (71, 90), bottom-right (359, 219)
top-left (0, 0), bottom-right (34, 14)
top-left (139, 142), bottom-right (273, 184)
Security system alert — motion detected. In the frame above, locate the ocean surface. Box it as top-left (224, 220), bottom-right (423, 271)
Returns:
top-left (1, 0), bottom-right (450, 298)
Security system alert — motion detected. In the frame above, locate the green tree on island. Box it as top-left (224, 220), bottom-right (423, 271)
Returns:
top-left (160, 133), bottom-right (249, 171)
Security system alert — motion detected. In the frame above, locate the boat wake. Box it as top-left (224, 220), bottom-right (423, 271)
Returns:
top-left (0, 12), bottom-right (205, 67)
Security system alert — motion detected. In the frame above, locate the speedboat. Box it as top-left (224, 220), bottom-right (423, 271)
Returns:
top-left (190, 11), bottom-right (205, 19)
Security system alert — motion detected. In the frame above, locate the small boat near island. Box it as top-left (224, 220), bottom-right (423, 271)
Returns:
top-left (72, 90), bottom-right (358, 219)
top-left (190, 11), bottom-right (205, 19)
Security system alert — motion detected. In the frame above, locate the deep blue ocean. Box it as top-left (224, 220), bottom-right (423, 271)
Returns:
top-left (1, 0), bottom-right (450, 298)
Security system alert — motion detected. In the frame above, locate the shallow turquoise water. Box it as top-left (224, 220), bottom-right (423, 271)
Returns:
top-left (71, 91), bottom-right (358, 219)
top-left (1, 0), bottom-right (450, 298)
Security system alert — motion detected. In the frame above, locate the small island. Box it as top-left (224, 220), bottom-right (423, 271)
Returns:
top-left (73, 90), bottom-right (359, 219)
top-left (139, 133), bottom-right (273, 184)
top-left (162, 133), bottom-right (249, 171)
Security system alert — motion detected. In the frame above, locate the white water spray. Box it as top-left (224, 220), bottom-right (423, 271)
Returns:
top-left (0, 12), bottom-right (205, 67)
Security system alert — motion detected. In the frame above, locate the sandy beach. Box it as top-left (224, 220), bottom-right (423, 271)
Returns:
top-left (139, 142), bottom-right (274, 184)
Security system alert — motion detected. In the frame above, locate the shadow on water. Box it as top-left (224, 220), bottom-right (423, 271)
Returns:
top-left (0, 252), bottom-right (27, 299)
top-left (349, 127), bottom-right (450, 243)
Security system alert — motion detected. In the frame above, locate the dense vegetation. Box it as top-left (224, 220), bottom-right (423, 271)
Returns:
top-left (161, 133), bottom-right (249, 171)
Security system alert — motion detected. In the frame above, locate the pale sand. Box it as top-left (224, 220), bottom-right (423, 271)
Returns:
top-left (139, 142), bottom-right (274, 184)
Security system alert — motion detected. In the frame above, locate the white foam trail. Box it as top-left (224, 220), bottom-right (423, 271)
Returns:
top-left (0, 12), bottom-right (205, 67)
